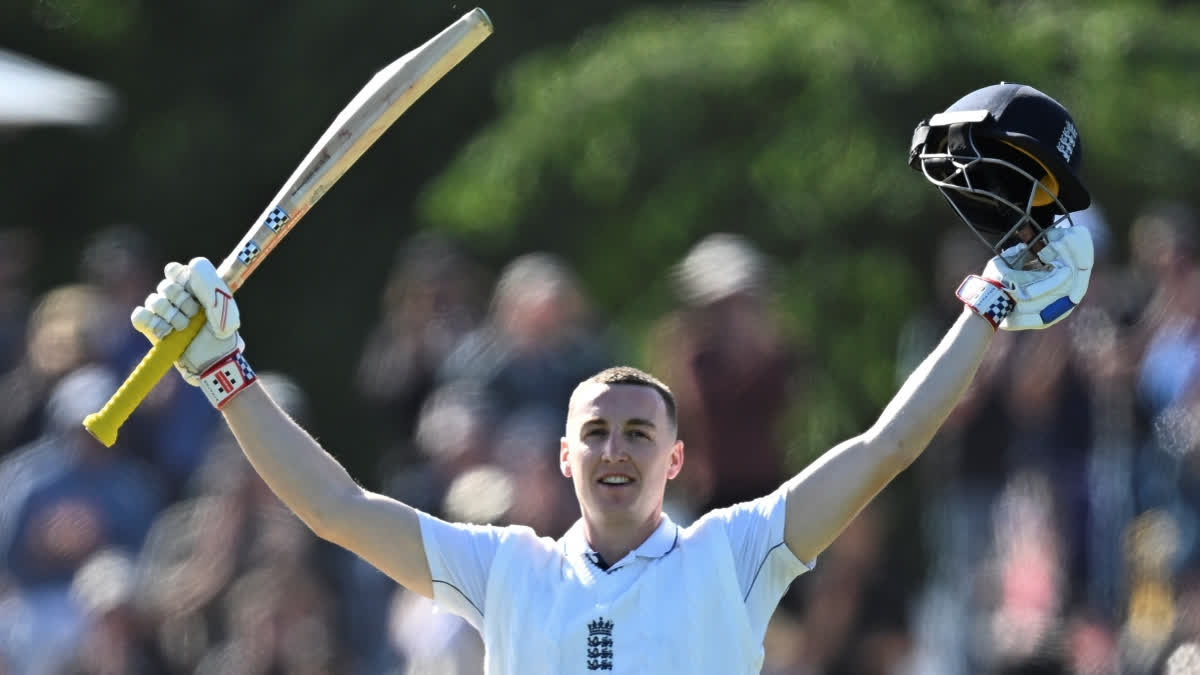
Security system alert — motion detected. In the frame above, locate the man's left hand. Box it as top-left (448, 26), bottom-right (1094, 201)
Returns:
top-left (958, 225), bottom-right (1094, 331)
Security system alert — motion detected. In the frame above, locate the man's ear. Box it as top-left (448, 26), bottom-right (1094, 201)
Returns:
top-left (560, 437), bottom-right (572, 478)
top-left (666, 440), bottom-right (684, 480)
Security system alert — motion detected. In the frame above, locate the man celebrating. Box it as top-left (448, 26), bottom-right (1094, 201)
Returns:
top-left (131, 83), bottom-right (1093, 673)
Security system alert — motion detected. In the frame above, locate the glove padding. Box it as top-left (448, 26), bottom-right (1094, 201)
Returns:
top-left (982, 225), bottom-right (1094, 331)
top-left (131, 257), bottom-right (245, 386)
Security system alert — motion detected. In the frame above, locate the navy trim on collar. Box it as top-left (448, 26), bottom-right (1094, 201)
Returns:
top-left (560, 514), bottom-right (680, 565)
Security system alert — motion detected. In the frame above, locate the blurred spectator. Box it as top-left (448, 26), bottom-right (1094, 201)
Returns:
top-left (1130, 203), bottom-right (1200, 421)
top-left (78, 225), bottom-right (159, 372)
top-left (976, 470), bottom-right (1070, 673)
top-left (60, 548), bottom-right (170, 674)
top-left (648, 232), bottom-right (805, 513)
top-left (441, 464), bottom-right (514, 526)
top-left (356, 233), bottom-right (486, 464)
top-left (0, 284), bottom-right (102, 452)
top-left (1061, 608), bottom-right (1119, 675)
top-left (1126, 201), bottom-right (1199, 340)
top-left (182, 560), bottom-right (340, 675)
top-left (439, 251), bottom-right (615, 423)
top-left (492, 407), bottom-right (579, 538)
top-left (1116, 201), bottom-right (1200, 454)
top-left (4, 366), bottom-right (165, 587)
top-left (0, 366), bottom-right (165, 674)
top-left (381, 379), bottom-right (500, 518)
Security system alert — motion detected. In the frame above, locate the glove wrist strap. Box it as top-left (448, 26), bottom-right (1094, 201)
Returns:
top-left (956, 275), bottom-right (1015, 330)
top-left (198, 350), bottom-right (257, 409)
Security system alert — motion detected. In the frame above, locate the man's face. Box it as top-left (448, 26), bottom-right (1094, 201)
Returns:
top-left (561, 383), bottom-right (683, 529)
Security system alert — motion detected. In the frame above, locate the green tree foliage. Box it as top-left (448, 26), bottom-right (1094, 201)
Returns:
top-left (418, 0), bottom-right (1200, 464)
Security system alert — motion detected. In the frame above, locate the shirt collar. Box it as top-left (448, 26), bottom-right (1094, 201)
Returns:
top-left (561, 513), bottom-right (680, 563)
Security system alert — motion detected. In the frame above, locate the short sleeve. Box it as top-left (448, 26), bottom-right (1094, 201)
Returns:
top-left (417, 512), bottom-right (507, 630)
top-left (701, 485), bottom-right (815, 634)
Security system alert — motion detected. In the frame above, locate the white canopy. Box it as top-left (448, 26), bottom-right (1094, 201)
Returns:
top-left (0, 48), bottom-right (114, 129)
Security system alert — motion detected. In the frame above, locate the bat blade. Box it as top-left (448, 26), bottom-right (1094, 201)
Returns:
top-left (220, 7), bottom-right (493, 291)
top-left (83, 8), bottom-right (493, 447)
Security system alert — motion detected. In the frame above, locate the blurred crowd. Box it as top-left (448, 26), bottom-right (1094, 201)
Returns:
top-left (1, 201), bottom-right (1200, 675)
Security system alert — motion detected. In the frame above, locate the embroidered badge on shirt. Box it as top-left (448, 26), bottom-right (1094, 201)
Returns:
top-left (587, 617), bottom-right (614, 671)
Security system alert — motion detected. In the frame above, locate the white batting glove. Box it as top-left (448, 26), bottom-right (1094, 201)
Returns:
top-left (956, 225), bottom-right (1094, 331)
top-left (130, 257), bottom-right (256, 408)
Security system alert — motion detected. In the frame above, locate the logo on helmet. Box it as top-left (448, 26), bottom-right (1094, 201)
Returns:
top-left (1056, 122), bottom-right (1078, 163)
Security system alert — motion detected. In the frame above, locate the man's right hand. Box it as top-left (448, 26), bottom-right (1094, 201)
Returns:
top-left (130, 257), bottom-right (256, 408)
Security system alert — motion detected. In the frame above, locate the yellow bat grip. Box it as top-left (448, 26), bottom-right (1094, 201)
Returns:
top-left (83, 310), bottom-right (207, 447)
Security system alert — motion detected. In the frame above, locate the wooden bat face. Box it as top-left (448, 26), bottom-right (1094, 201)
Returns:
top-left (218, 8), bottom-right (493, 292)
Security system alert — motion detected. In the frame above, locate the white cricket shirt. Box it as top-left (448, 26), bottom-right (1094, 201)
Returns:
top-left (418, 484), bottom-right (812, 673)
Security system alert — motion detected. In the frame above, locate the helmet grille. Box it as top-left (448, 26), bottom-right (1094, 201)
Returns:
top-left (917, 123), bottom-right (1073, 265)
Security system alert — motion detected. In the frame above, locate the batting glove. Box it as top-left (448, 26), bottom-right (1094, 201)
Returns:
top-left (130, 257), bottom-right (256, 408)
top-left (956, 225), bottom-right (1094, 331)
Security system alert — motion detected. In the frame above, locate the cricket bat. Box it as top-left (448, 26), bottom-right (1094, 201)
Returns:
top-left (84, 8), bottom-right (494, 446)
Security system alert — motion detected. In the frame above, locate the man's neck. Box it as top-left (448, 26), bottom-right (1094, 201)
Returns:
top-left (582, 511), bottom-right (662, 567)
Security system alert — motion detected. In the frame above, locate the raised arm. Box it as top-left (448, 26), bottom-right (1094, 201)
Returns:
top-left (221, 383), bottom-right (433, 596)
top-left (782, 307), bottom-right (992, 562)
top-left (132, 258), bottom-right (434, 598)
top-left (782, 225), bottom-right (1094, 562)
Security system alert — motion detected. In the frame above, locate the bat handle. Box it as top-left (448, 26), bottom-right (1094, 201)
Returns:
top-left (83, 311), bottom-right (207, 447)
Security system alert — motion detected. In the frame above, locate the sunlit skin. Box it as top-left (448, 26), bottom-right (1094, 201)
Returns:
top-left (560, 382), bottom-right (684, 566)
top-left (1017, 222), bottom-right (1049, 252)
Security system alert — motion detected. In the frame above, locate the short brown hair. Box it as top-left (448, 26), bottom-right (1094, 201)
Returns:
top-left (580, 366), bottom-right (677, 429)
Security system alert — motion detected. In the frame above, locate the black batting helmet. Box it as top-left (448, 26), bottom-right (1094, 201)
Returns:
top-left (909, 83), bottom-right (1091, 266)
